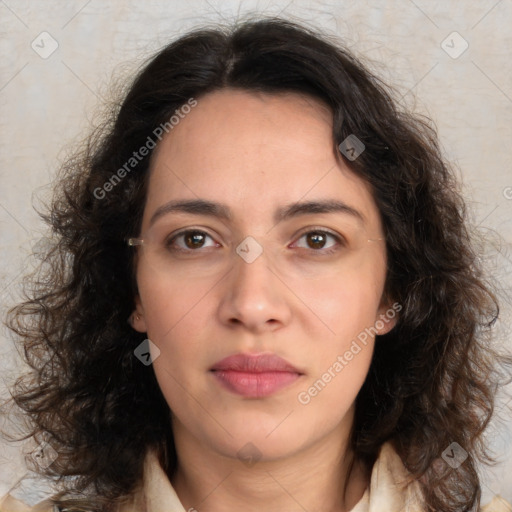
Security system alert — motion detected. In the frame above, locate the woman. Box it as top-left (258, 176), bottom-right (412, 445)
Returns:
top-left (1, 17), bottom-right (511, 512)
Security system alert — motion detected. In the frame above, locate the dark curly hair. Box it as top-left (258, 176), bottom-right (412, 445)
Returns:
top-left (3, 17), bottom-right (511, 512)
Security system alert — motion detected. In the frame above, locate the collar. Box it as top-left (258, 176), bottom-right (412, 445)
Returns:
top-left (125, 441), bottom-right (425, 512)
top-left (1, 443), bottom-right (509, 511)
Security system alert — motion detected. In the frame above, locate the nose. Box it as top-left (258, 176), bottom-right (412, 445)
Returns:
top-left (217, 242), bottom-right (292, 334)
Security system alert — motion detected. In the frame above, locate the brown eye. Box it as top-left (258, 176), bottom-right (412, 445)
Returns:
top-left (294, 230), bottom-right (340, 251)
top-left (184, 231), bottom-right (207, 249)
top-left (306, 232), bottom-right (328, 249)
top-left (167, 230), bottom-right (218, 251)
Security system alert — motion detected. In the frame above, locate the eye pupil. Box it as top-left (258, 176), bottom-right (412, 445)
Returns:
top-left (185, 231), bottom-right (206, 249)
top-left (307, 232), bottom-right (326, 249)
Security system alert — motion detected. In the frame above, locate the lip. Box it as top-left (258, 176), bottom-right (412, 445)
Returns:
top-left (210, 353), bottom-right (304, 398)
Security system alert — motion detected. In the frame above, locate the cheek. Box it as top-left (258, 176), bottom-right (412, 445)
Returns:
top-left (297, 310), bottom-right (375, 420)
top-left (306, 352), bottom-right (372, 429)
top-left (293, 260), bottom-right (384, 393)
top-left (294, 262), bottom-right (385, 336)
top-left (139, 278), bottom-right (210, 414)
top-left (137, 266), bottom-right (217, 338)
top-left (136, 271), bottom-right (216, 400)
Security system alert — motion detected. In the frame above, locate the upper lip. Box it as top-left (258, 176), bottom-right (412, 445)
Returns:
top-left (210, 353), bottom-right (303, 373)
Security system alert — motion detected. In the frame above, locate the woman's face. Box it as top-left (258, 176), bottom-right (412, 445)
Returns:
top-left (132, 89), bottom-right (396, 462)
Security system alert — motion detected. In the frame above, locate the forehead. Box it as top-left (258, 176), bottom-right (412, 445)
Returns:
top-left (151, 89), bottom-right (333, 169)
top-left (144, 89), bottom-right (381, 230)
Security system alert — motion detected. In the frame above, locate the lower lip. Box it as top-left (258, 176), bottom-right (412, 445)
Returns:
top-left (211, 370), bottom-right (301, 398)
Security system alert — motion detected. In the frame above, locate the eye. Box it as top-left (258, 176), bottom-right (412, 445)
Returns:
top-left (166, 229), bottom-right (220, 251)
top-left (291, 229), bottom-right (343, 252)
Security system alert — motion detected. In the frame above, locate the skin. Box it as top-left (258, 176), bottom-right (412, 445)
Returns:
top-left (131, 89), bottom-right (397, 512)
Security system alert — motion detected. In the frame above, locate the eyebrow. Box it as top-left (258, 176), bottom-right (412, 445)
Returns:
top-left (149, 198), bottom-right (365, 227)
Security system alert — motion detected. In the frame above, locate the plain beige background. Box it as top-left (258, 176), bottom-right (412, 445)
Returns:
top-left (1, 0), bottom-right (511, 507)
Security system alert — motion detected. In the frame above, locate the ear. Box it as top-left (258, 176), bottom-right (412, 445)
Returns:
top-left (374, 297), bottom-right (401, 336)
top-left (129, 295), bottom-right (148, 333)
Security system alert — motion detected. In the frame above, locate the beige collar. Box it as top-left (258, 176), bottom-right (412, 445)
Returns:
top-left (127, 441), bottom-right (425, 512)
top-left (1, 443), bottom-right (510, 511)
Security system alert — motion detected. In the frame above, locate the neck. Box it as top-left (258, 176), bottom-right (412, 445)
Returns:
top-left (169, 415), bottom-right (369, 512)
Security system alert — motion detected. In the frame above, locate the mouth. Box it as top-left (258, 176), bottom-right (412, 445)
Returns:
top-left (209, 353), bottom-right (304, 398)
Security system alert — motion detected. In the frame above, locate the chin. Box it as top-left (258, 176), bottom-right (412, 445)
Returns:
top-left (206, 419), bottom-right (312, 463)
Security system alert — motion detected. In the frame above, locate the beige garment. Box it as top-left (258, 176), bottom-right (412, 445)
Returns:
top-left (1, 442), bottom-right (510, 512)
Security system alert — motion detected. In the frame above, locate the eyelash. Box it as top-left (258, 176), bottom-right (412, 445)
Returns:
top-left (165, 228), bottom-right (345, 255)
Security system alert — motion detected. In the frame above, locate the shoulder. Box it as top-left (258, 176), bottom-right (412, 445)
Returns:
top-left (0, 492), bottom-right (55, 512)
top-left (482, 495), bottom-right (512, 512)
top-left (0, 491), bottom-right (141, 512)
top-left (373, 443), bottom-right (512, 512)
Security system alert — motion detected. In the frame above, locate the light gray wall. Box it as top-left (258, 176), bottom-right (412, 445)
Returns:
top-left (1, 0), bottom-right (511, 506)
